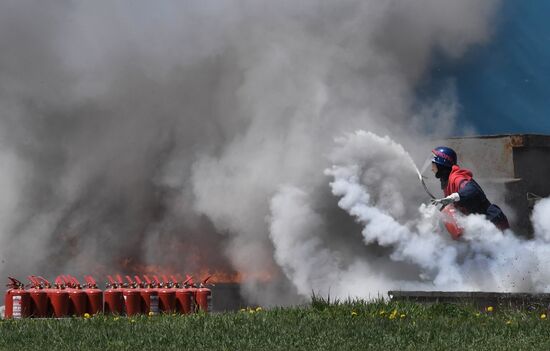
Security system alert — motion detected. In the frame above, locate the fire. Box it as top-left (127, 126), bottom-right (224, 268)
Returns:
top-left (114, 260), bottom-right (274, 284)
top-left (196, 269), bottom-right (275, 284)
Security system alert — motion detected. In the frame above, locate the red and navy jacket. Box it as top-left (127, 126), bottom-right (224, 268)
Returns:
top-left (443, 165), bottom-right (509, 229)
top-left (444, 165), bottom-right (473, 197)
top-left (444, 165), bottom-right (490, 214)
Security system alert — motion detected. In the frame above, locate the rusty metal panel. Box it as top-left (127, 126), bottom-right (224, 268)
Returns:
top-left (434, 136), bottom-right (516, 179)
top-left (510, 135), bottom-right (525, 147)
top-left (518, 134), bottom-right (550, 148)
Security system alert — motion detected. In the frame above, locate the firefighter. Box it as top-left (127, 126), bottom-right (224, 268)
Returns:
top-left (430, 146), bottom-right (510, 231)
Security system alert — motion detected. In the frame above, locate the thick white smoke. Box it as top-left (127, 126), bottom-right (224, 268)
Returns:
top-left (0, 0), bottom-right (509, 305)
top-left (307, 131), bottom-right (550, 296)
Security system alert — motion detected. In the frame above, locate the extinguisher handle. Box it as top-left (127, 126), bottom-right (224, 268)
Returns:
top-left (86, 275), bottom-right (98, 287)
top-left (37, 276), bottom-right (51, 287)
top-left (88, 275), bottom-right (97, 286)
top-left (55, 276), bottom-right (65, 286)
top-left (143, 275), bottom-right (152, 285)
top-left (125, 275), bottom-right (134, 285)
top-left (134, 275), bottom-right (143, 285)
top-left (27, 275), bottom-right (39, 287)
top-left (183, 276), bottom-right (193, 286)
top-left (107, 275), bottom-right (116, 285)
top-left (71, 276), bottom-right (81, 287)
top-left (7, 276), bottom-right (23, 288)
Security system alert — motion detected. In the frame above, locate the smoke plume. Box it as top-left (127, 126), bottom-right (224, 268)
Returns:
top-left (0, 0), bottom-right (508, 305)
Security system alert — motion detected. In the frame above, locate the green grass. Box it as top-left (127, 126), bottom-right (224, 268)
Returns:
top-left (1, 299), bottom-right (550, 350)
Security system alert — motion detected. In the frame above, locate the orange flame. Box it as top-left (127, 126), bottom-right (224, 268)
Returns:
top-left (114, 261), bottom-right (274, 284)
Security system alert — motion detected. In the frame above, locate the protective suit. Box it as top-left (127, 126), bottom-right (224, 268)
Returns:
top-left (431, 146), bottom-right (510, 232)
top-left (444, 165), bottom-right (510, 230)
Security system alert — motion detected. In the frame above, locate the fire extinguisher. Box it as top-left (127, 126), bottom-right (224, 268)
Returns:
top-left (441, 204), bottom-right (464, 240)
top-left (134, 275), bottom-right (158, 315)
top-left (83, 275), bottom-right (103, 315)
top-left (4, 277), bottom-right (31, 319)
top-left (37, 276), bottom-right (69, 318)
top-left (151, 275), bottom-right (175, 313)
top-left (195, 276), bottom-right (212, 313)
top-left (27, 276), bottom-right (48, 318)
top-left (104, 275), bottom-right (123, 315)
top-left (174, 275), bottom-right (195, 314)
top-left (118, 274), bottom-right (141, 316)
top-left (62, 275), bottom-right (87, 317)
top-left (164, 275), bottom-right (178, 312)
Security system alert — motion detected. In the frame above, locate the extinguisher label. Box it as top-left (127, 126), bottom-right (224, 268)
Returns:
top-left (12, 295), bottom-right (22, 319)
top-left (150, 295), bottom-right (159, 314)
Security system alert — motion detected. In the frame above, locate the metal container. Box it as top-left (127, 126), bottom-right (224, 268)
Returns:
top-left (174, 276), bottom-right (194, 314)
top-left (4, 277), bottom-right (31, 319)
top-left (153, 275), bottom-right (175, 313)
top-left (134, 275), bottom-right (159, 315)
top-left (104, 275), bottom-right (123, 315)
top-left (83, 275), bottom-right (103, 315)
top-left (195, 277), bottom-right (212, 313)
top-left (41, 277), bottom-right (69, 318)
top-left (27, 276), bottom-right (48, 318)
top-left (63, 276), bottom-right (87, 317)
top-left (441, 205), bottom-right (463, 240)
top-left (120, 275), bottom-right (141, 316)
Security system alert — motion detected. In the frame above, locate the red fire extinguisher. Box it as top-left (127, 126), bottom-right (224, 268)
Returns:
top-left (83, 275), bottom-right (103, 315)
top-left (441, 204), bottom-right (464, 240)
top-left (62, 275), bottom-right (87, 317)
top-left (151, 275), bottom-right (175, 313)
top-left (4, 277), bottom-right (31, 319)
top-left (195, 276), bottom-right (212, 313)
top-left (27, 276), bottom-right (48, 318)
top-left (118, 274), bottom-right (141, 316)
top-left (37, 276), bottom-right (69, 318)
top-left (134, 275), bottom-right (159, 315)
top-left (104, 275), bottom-right (123, 315)
top-left (164, 275), bottom-right (178, 312)
top-left (174, 275), bottom-right (195, 314)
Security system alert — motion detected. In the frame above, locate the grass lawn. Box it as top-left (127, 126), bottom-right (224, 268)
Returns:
top-left (1, 299), bottom-right (550, 350)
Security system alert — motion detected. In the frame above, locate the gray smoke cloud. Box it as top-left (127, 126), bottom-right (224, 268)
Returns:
top-left (0, 0), bottom-right (501, 305)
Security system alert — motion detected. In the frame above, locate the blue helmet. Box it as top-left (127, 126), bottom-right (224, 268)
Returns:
top-left (431, 146), bottom-right (457, 168)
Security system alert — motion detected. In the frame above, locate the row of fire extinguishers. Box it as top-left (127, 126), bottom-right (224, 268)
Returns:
top-left (4, 274), bottom-right (212, 319)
